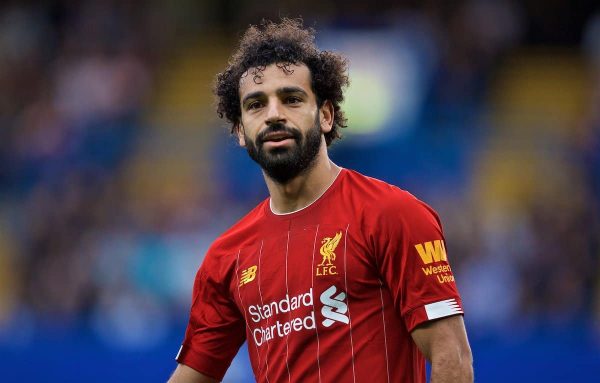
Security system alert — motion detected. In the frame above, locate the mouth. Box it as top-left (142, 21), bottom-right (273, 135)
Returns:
top-left (261, 132), bottom-right (296, 143)
top-left (259, 131), bottom-right (298, 150)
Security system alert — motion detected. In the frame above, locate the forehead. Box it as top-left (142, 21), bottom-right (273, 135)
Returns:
top-left (239, 63), bottom-right (313, 98)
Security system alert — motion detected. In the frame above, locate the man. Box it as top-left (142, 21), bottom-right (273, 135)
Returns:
top-left (169, 18), bottom-right (473, 383)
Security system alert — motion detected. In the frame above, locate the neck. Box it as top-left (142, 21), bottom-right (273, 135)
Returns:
top-left (264, 144), bottom-right (341, 214)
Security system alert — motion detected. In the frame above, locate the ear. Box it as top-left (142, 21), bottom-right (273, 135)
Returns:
top-left (319, 100), bottom-right (334, 134)
top-left (236, 123), bottom-right (246, 147)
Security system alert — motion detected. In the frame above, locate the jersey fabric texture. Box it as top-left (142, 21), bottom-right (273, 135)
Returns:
top-left (176, 169), bottom-right (464, 382)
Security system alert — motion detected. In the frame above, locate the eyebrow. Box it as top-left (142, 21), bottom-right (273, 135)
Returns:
top-left (241, 91), bottom-right (264, 106)
top-left (277, 87), bottom-right (308, 97)
top-left (241, 87), bottom-right (309, 105)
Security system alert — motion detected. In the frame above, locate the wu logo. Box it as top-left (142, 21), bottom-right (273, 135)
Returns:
top-left (316, 231), bottom-right (342, 276)
top-left (320, 285), bottom-right (349, 327)
top-left (414, 240), bottom-right (447, 265)
top-left (239, 265), bottom-right (257, 286)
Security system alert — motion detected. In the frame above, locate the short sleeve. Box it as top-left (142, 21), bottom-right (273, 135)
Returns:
top-left (176, 253), bottom-right (246, 381)
top-left (373, 191), bottom-right (463, 333)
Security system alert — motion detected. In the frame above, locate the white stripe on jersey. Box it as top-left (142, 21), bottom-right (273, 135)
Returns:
top-left (375, 274), bottom-right (391, 382)
top-left (311, 224), bottom-right (323, 383)
top-left (284, 231), bottom-right (291, 383)
top-left (257, 241), bottom-right (271, 383)
top-left (341, 224), bottom-right (356, 383)
top-left (235, 249), bottom-right (262, 377)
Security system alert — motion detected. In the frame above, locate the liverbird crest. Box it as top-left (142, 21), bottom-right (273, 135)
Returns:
top-left (318, 231), bottom-right (343, 266)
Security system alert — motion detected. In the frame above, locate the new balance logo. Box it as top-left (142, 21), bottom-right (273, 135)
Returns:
top-left (320, 285), bottom-right (349, 327)
top-left (239, 265), bottom-right (257, 286)
top-left (414, 240), bottom-right (447, 264)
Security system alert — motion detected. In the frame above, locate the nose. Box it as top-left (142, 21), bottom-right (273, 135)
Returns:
top-left (265, 99), bottom-right (285, 125)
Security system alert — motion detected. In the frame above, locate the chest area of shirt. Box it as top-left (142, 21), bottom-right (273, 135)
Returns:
top-left (233, 223), bottom-right (376, 298)
top-left (231, 223), bottom-right (383, 342)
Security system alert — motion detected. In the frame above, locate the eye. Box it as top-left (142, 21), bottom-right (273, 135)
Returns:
top-left (247, 101), bottom-right (263, 110)
top-left (285, 96), bottom-right (302, 104)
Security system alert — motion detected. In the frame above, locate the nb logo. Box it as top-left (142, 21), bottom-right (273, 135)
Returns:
top-left (239, 265), bottom-right (257, 286)
top-left (320, 285), bottom-right (349, 327)
top-left (414, 240), bottom-right (447, 265)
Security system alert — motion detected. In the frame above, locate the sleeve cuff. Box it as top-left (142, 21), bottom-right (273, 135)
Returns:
top-left (175, 344), bottom-right (231, 381)
top-left (404, 297), bottom-right (464, 332)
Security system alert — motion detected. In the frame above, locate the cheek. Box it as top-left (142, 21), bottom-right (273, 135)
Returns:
top-left (299, 110), bottom-right (318, 129)
top-left (242, 110), bottom-right (263, 125)
top-left (239, 116), bottom-right (257, 139)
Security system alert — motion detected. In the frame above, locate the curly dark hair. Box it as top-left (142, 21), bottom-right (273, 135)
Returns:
top-left (215, 18), bottom-right (349, 146)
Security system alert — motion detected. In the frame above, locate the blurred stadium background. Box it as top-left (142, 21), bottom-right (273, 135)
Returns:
top-left (0, 0), bottom-right (599, 381)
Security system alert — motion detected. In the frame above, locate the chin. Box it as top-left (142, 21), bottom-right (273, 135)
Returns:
top-left (267, 147), bottom-right (293, 156)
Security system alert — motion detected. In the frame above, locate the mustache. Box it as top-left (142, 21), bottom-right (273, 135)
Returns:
top-left (256, 123), bottom-right (302, 144)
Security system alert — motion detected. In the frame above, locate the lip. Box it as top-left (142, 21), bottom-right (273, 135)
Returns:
top-left (261, 132), bottom-right (295, 142)
top-left (262, 137), bottom-right (295, 148)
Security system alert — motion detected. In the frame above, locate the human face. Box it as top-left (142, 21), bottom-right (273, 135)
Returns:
top-left (238, 63), bottom-right (331, 184)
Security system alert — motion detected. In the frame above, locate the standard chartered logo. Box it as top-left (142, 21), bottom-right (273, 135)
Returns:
top-left (248, 285), bottom-right (350, 346)
top-left (320, 285), bottom-right (349, 327)
top-left (249, 289), bottom-right (315, 346)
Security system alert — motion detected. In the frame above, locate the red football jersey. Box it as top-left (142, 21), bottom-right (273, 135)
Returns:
top-left (176, 169), bottom-right (464, 382)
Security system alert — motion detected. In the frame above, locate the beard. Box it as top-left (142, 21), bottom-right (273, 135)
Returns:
top-left (244, 114), bottom-right (322, 184)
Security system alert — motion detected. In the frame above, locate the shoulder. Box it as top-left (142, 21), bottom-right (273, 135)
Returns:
top-left (342, 169), bottom-right (439, 223)
top-left (197, 199), bottom-right (269, 283)
top-left (207, 199), bottom-right (269, 257)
